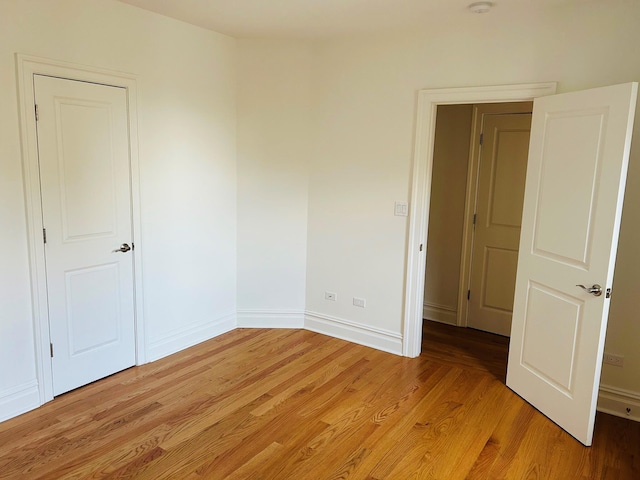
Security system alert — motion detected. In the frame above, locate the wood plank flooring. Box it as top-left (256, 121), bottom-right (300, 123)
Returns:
top-left (0, 321), bottom-right (638, 479)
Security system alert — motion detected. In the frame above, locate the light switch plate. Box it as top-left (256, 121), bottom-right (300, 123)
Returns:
top-left (394, 202), bottom-right (409, 216)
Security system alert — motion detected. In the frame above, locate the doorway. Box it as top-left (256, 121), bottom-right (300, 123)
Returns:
top-left (17, 55), bottom-right (145, 405)
top-left (424, 102), bottom-right (533, 338)
top-left (405, 82), bottom-right (637, 446)
top-left (402, 83), bottom-right (557, 359)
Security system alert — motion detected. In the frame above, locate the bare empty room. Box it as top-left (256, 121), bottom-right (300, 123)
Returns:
top-left (1, 0), bottom-right (640, 478)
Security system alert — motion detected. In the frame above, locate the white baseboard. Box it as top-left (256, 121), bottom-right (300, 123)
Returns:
top-left (597, 384), bottom-right (640, 422)
top-left (0, 379), bottom-right (40, 423)
top-left (423, 302), bottom-right (457, 325)
top-left (146, 312), bottom-right (236, 362)
top-left (237, 309), bottom-right (304, 329)
top-left (304, 311), bottom-right (403, 356)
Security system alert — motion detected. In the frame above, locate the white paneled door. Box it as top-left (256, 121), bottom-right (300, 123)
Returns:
top-left (35, 75), bottom-right (136, 395)
top-left (507, 83), bottom-right (638, 446)
top-left (468, 112), bottom-right (532, 336)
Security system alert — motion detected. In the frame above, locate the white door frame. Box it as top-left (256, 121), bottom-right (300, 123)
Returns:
top-left (16, 54), bottom-right (146, 404)
top-left (403, 83), bottom-right (557, 357)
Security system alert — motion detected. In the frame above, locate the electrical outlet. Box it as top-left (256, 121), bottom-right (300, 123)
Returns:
top-left (325, 291), bottom-right (337, 301)
top-left (353, 297), bottom-right (366, 308)
top-left (603, 353), bottom-right (624, 367)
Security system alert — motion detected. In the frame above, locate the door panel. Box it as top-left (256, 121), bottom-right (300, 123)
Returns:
top-left (532, 110), bottom-right (608, 265)
top-left (507, 83), bottom-right (638, 446)
top-left (56, 98), bottom-right (118, 240)
top-left (65, 264), bottom-right (120, 355)
top-left (481, 247), bottom-right (518, 312)
top-left (35, 75), bottom-right (135, 395)
top-left (521, 283), bottom-right (582, 393)
top-left (468, 113), bottom-right (532, 336)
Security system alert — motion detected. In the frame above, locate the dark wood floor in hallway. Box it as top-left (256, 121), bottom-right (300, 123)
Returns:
top-left (0, 321), bottom-right (638, 479)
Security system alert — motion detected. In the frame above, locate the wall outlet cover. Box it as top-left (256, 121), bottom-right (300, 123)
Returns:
top-left (603, 353), bottom-right (624, 367)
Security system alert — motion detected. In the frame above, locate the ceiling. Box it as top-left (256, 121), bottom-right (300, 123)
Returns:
top-left (117, 0), bottom-right (581, 39)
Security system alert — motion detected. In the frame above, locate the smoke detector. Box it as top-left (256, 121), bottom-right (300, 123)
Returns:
top-left (468, 2), bottom-right (494, 14)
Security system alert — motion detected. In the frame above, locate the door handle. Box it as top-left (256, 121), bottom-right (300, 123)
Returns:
top-left (576, 284), bottom-right (602, 297)
top-left (112, 243), bottom-right (131, 253)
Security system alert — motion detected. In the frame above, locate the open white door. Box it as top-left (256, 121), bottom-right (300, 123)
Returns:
top-left (507, 83), bottom-right (638, 446)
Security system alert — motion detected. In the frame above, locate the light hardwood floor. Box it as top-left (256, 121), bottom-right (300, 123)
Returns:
top-left (0, 321), bottom-right (638, 479)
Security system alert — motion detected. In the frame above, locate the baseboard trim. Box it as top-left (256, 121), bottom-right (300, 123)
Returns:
top-left (304, 311), bottom-right (403, 356)
top-left (423, 302), bottom-right (457, 325)
top-left (597, 384), bottom-right (640, 422)
top-left (146, 312), bottom-right (236, 362)
top-left (0, 379), bottom-right (40, 423)
top-left (237, 309), bottom-right (305, 328)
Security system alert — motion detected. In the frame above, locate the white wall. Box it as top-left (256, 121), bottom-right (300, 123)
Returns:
top-left (236, 40), bottom-right (312, 327)
top-left (0, 0), bottom-right (236, 420)
top-left (423, 105), bottom-right (472, 325)
top-left (305, 0), bottom-right (640, 395)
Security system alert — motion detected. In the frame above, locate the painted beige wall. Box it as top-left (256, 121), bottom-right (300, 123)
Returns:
top-left (305, 0), bottom-right (640, 393)
top-left (423, 105), bottom-right (472, 325)
top-left (0, 0), bottom-right (236, 419)
top-left (236, 40), bottom-right (312, 321)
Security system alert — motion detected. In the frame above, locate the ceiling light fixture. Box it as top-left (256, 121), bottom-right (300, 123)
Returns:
top-left (468, 2), bottom-right (494, 14)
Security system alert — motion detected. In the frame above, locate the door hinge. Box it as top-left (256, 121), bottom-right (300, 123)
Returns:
top-left (50, 343), bottom-right (54, 358)
top-left (467, 290), bottom-right (471, 300)
top-left (43, 227), bottom-right (47, 244)
top-left (479, 133), bottom-right (483, 145)
top-left (35, 104), bottom-right (39, 122)
top-left (473, 213), bottom-right (477, 226)
top-left (419, 244), bottom-right (423, 252)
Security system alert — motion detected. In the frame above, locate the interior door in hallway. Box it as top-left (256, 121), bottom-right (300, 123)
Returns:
top-left (35, 75), bottom-right (136, 395)
top-left (468, 112), bottom-right (532, 336)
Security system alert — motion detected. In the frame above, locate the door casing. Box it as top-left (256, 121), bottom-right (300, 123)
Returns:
top-left (403, 83), bottom-right (557, 357)
top-left (16, 54), bottom-right (145, 405)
